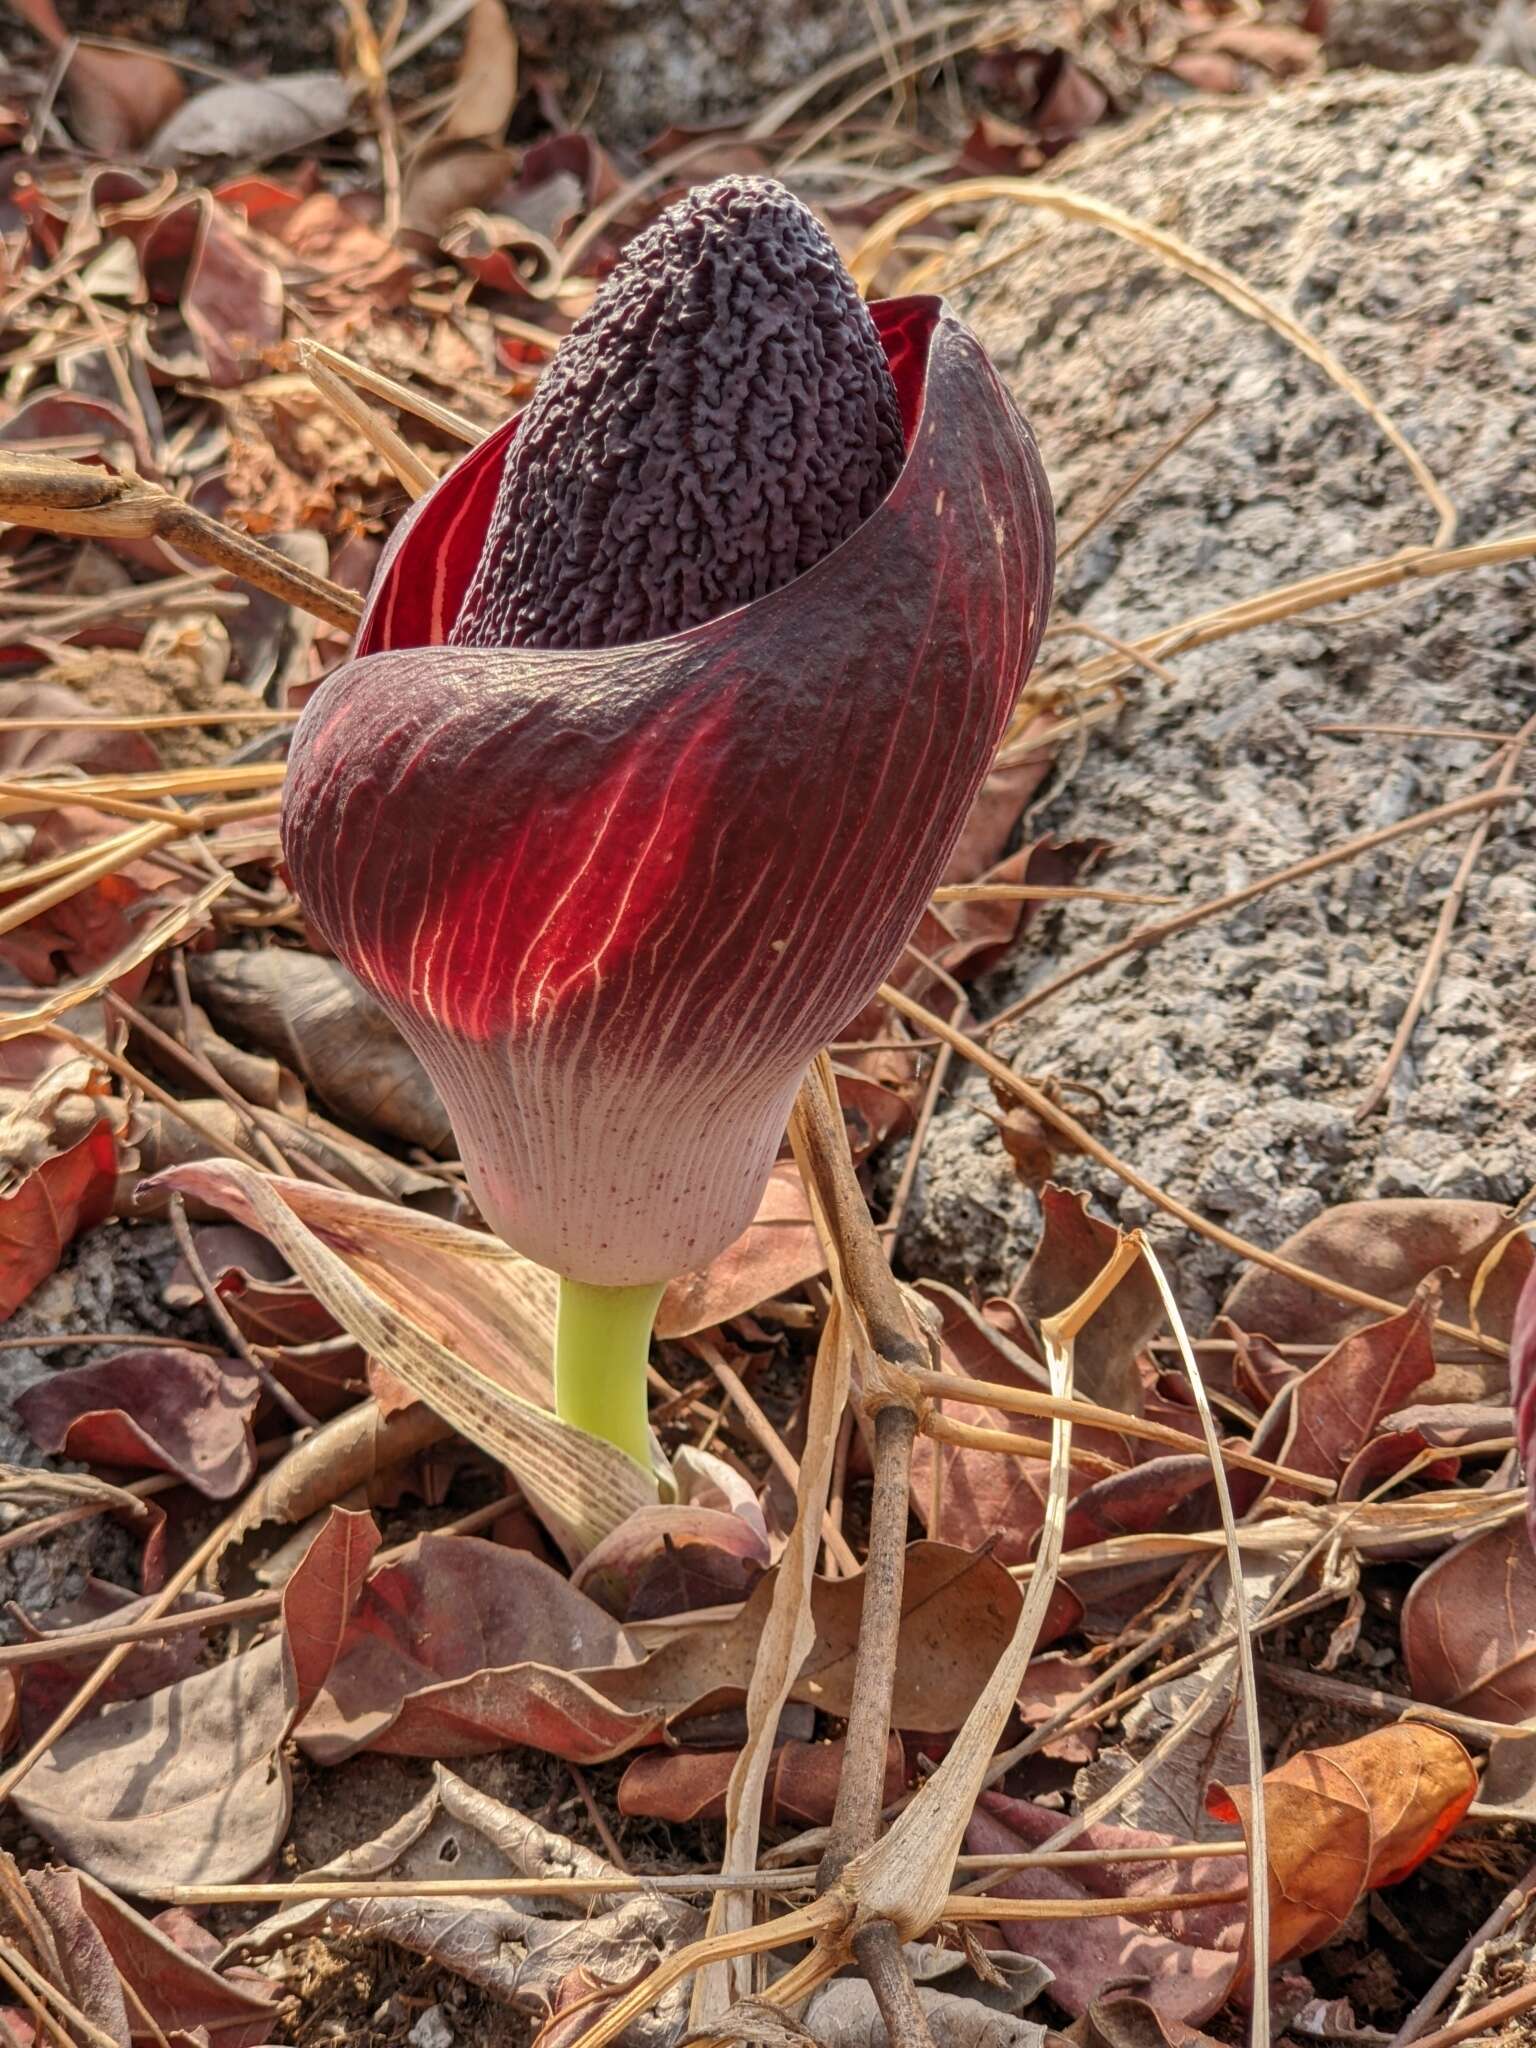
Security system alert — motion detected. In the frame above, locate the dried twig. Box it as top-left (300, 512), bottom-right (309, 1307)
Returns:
top-left (1355, 711), bottom-right (1536, 1120)
top-left (0, 448), bottom-right (362, 631)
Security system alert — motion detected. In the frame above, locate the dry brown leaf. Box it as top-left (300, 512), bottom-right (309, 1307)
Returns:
top-left (1401, 1519), bottom-right (1536, 1722)
top-left (656, 1161), bottom-right (824, 1337)
top-left (13, 1507), bottom-right (374, 1891)
top-left (187, 949), bottom-right (451, 1152)
top-left (146, 1159), bottom-right (653, 1559)
top-left (1221, 1199), bottom-right (1532, 1366)
top-left (1245, 1280), bottom-right (1439, 1505)
top-left (1014, 1184), bottom-right (1162, 1414)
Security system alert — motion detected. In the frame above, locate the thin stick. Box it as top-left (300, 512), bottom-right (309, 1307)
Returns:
top-left (931, 881), bottom-right (1177, 904)
top-left (0, 449), bottom-right (362, 632)
top-left (1408, 1978), bottom-right (1536, 2048)
top-left (1024, 530), bottom-right (1536, 723)
top-left (1389, 1852), bottom-right (1536, 2048)
top-left (913, 1370), bottom-right (1333, 1491)
top-left (1141, 1237), bottom-right (1269, 2048)
top-left (881, 986), bottom-right (1507, 1358)
top-left (299, 343), bottom-right (437, 500)
top-left (819, 1402), bottom-right (918, 1890)
top-left (852, 1922), bottom-right (937, 2048)
top-left (695, 1340), bottom-right (858, 1576)
top-left (1041, 619), bottom-right (1183, 689)
top-left (1058, 401), bottom-right (1220, 559)
top-left (0, 709), bottom-right (298, 733)
top-left (167, 1195), bottom-right (317, 1431)
top-left (981, 787), bottom-right (1521, 1038)
top-left (1313, 721), bottom-right (1515, 746)
top-left (297, 339), bottom-right (482, 445)
top-left (1355, 712), bottom-right (1536, 1120)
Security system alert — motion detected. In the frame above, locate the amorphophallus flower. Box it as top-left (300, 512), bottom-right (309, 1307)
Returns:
top-left (282, 177), bottom-right (1054, 1473)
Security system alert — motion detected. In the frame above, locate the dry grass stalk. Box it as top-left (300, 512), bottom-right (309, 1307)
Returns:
top-left (0, 448), bottom-right (362, 631)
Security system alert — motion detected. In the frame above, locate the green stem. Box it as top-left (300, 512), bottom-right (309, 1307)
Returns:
top-left (554, 1276), bottom-right (665, 1473)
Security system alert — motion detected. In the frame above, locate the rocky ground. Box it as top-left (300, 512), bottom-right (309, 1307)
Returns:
top-left (899, 64), bottom-right (1536, 1324)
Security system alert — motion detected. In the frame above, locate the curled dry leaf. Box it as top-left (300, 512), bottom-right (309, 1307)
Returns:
top-left (146, 1158), bottom-right (653, 1559)
top-left (15, 1348), bottom-right (262, 1499)
top-left (14, 1506), bottom-right (375, 1891)
top-left (1207, 1722), bottom-right (1477, 1980)
top-left (0, 1004), bottom-right (114, 1197)
top-left (1401, 1519), bottom-right (1536, 1722)
top-left (226, 1763), bottom-right (698, 2042)
top-left (616, 1731), bottom-right (904, 1825)
top-left (187, 948), bottom-right (452, 1153)
top-left (1222, 1199), bottom-right (1533, 1367)
top-left (146, 72), bottom-right (353, 167)
top-left (571, 1501), bottom-right (769, 1621)
top-left (0, 1121), bottom-right (117, 1320)
top-left (1015, 1185), bottom-right (1163, 1416)
top-left (298, 1536), bottom-right (644, 1765)
top-left (220, 1397), bottom-right (451, 1550)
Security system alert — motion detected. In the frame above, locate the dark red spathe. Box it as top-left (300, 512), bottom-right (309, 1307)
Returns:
top-left (282, 297), bottom-right (1055, 1285)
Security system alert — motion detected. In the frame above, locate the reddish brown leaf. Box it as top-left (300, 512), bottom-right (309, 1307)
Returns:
top-left (617, 1731), bottom-right (904, 1825)
top-left (1402, 1520), bottom-right (1536, 1722)
top-left (965, 1795), bottom-right (1240, 2024)
top-left (0, 1122), bottom-right (116, 1319)
top-left (656, 1161), bottom-right (824, 1338)
top-left (1221, 1199), bottom-right (1532, 1365)
top-left (139, 194), bottom-right (284, 389)
top-left (1062, 1455), bottom-right (1214, 1548)
top-left (1014, 1184), bottom-right (1162, 1415)
top-left (31, 1867), bottom-right (275, 2047)
top-left (15, 1348), bottom-right (261, 1499)
top-left (572, 1503), bottom-right (768, 1621)
top-left (298, 1537), bottom-right (645, 1765)
top-left (302, 1538), bottom-right (1057, 1768)
top-left (1337, 1429), bottom-right (1459, 1501)
top-left (1208, 1724), bottom-right (1475, 1977)
top-left (282, 1505), bottom-right (381, 1721)
top-left (1246, 1280), bottom-right (1439, 1503)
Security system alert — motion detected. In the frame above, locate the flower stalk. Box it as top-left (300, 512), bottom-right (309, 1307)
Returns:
top-left (553, 1278), bottom-right (665, 1473)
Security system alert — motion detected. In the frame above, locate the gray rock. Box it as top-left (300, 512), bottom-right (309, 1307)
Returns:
top-left (504, 0), bottom-right (879, 145)
top-left (901, 67), bottom-right (1536, 1325)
